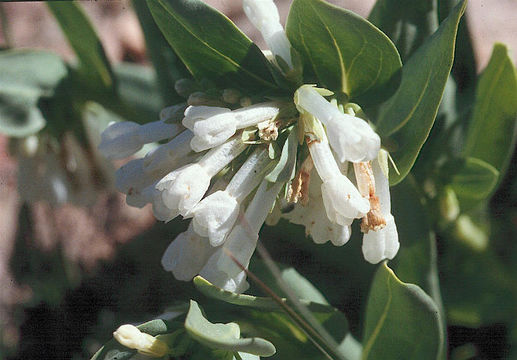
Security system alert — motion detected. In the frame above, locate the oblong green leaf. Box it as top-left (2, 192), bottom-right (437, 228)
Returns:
top-left (146, 0), bottom-right (276, 93)
top-left (113, 63), bottom-right (163, 121)
top-left (48, 2), bottom-right (115, 94)
top-left (194, 276), bottom-right (279, 310)
top-left (286, 0), bottom-right (401, 101)
top-left (464, 43), bottom-right (517, 177)
top-left (369, 0), bottom-right (438, 62)
top-left (362, 262), bottom-right (443, 360)
top-left (185, 300), bottom-right (276, 357)
top-left (0, 50), bottom-right (68, 137)
top-left (376, 0), bottom-right (466, 185)
top-left (448, 157), bottom-right (499, 201)
top-left (132, 0), bottom-right (188, 104)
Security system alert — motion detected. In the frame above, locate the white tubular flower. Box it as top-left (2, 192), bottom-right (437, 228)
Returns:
top-left (116, 132), bottom-right (199, 208)
top-left (192, 148), bottom-right (270, 246)
top-left (243, 0), bottom-right (293, 68)
top-left (115, 158), bottom-right (147, 194)
top-left (155, 137), bottom-right (247, 217)
top-left (113, 324), bottom-right (169, 357)
top-left (199, 179), bottom-right (283, 293)
top-left (99, 119), bottom-right (183, 160)
top-left (192, 191), bottom-right (239, 246)
top-left (295, 85), bottom-right (380, 162)
top-left (362, 153), bottom-right (400, 264)
top-left (142, 130), bottom-right (195, 173)
top-left (285, 169), bottom-right (352, 246)
top-left (307, 120), bottom-right (370, 225)
top-left (183, 103), bottom-right (280, 152)
top-left (161, 224), bottom-right (217, 281)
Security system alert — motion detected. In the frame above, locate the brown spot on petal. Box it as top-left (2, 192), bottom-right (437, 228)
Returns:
top-left (361, 195), bottom-right (386, 233)
top-left (288, 155), bottom-right (313, 205)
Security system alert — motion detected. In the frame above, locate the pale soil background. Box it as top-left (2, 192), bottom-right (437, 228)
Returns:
top-left (0, 0), bottom-right (516, 351)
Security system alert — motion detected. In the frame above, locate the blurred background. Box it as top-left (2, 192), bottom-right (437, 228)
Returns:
top-left (0, 1), bottom-right (516, 359)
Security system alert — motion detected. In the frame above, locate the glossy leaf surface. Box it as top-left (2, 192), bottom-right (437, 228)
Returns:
top-left (376, 0), bottom-right (466, 185)
top-left (0, 50), bottom-right (68, 137)
top-left (185, 300), bottom-right (276, 356)
top-left (147, 0), bottom-right (276, 93)
top-left (286, 0), bottom-right (401, 101)
top-left (48, 2), bottom-right (115, 94)
top-left (362, 263), bottom-right (443, 360)
top-left (464, 43), bottom-right (517, 178)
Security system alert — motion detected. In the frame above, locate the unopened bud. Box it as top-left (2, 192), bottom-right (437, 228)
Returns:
top-left (240, 96), bottom-right (252, 107)
top-left (188, 92), bottom-right (225, 107)
top-left (222, 88), bottom-right (241, 104)
top-left (453, 215), bottom-right (488, 252)
top-left (20, 135), bottom-right (40, 157)
top-left (113, 324), bottom-right (169, 357)
top-left (439, 186), bottom-right (460, 223)
top-left (160, 103), bottom-right (187, 124)
top-left (175, 78), bottom-right (200, 98)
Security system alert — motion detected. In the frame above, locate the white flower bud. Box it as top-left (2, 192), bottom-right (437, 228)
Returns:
top-left (243, 0), bottom-right (293, 68)
top-left (295, 85), bottom-right (380, 162)
top-left (113, 324), bottom-right (169, 358)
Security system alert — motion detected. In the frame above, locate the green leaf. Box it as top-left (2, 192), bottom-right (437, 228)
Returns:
top-left (0, 50), bottom-right (68, 137)
top-left (194, 276), bottom-right (279, 310)
top-left (113, 63), bottom-right (163, 122)
top-left (376, 0), bottom-right (466, 185)
top-left (47, 2), bottom-right (115, 94)
top-left (362, 263), bottom-right (443, 360)
top-left (265, 127), bottom-right (298, 183)
top-left (369, 0), bottom-right (438, 62)
top-left (146, 0), bottom-right (276, 93)
top-left (286, 0), bottom-right (401, 102)
top-left (132, 0), bottom-right (188, 104)
top-left (448, 157), bottom-right (499, 201)
top-left (185, 300), bottom-right (276, 357)
top-left (195, 268), bottom-right (350, 359)
top-left (464, 43), bottom-right (517, 178)
top-left (389, 176), bottom-right (446, 359)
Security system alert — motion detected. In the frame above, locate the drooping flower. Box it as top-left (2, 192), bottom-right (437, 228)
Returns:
top-left (191, 147), bottom-right (271, 246)
top-left (199, 179), bottom-right (284, 292)
top-left (242, 0), bottom-right (293, 68)
top-left (155, 136), bottom-right (247, 218)
top-left (182, 102), bottom-right (280, 152)
top-left (284, 165), bottom-right (352, 246)
top-left (305, 116), bottom-right (370, 225)
top-left (295, 85), bottom-right (380, 163)
top-left (361, 152), bottom-right (400, 264)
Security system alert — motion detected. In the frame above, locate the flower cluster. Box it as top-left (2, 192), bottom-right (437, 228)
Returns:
top-left (99, 0), bottom-right (399, 293)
